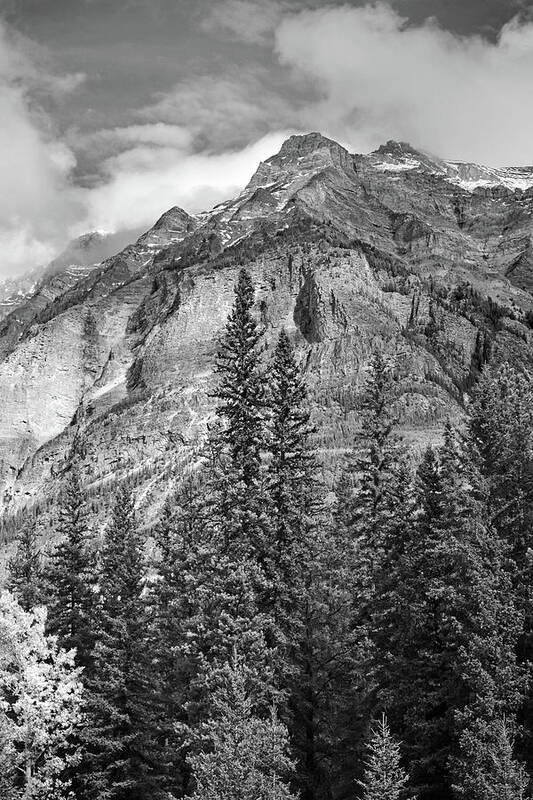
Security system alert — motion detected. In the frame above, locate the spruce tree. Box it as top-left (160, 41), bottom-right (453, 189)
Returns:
top-left (7, 520), bottom-right (44, 611)
top-left (415, 445), bottom-right (443, 535)
top-left (337, 351), bottom-right (409, 568)
top-left (264, 328), bottom-right (320, 623)
top-left (469, 363), bottom-right (533, 564)
top-left (357, 715), bottom-right (409, 800)
top-left (83, 485), bottom-right (163, 800)
top-left (149, 472), bottom-right (213, 797)
top-left (46, 468), bottom-right (96, 669)
top-left (469, 364), bottom-right (533, 769)
top-left (453, 716), bottom-right (529, 800)
top-left (264, 329), bottom-right (348, 800)
top-left (196, 268), bottom-right (274, 690)
top-left (212, 267), bottom-right (267, 555)
top-left (366, 424), bottom-right (525, 800)
top-left (330, 352), bottom-right (413, 799)
top-left (187, 651), bottom-right (297, 800)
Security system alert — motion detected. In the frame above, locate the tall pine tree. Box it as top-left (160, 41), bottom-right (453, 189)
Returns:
top-left (46, 468), bottom-right (96, 669)
top-left (195, 268), bottom-right (274, 681)
top-left (83, 485), bottom-right (164, 800)
top-left (264, 329), bottom-right (338, 800)
top-left (149, 472), bottom-right (214, 797)
top-left (336, 351), bottom-right (411, 576)
top-left (366, 424), bottom-right (525, 800)
top-left (212, 267), bottom-right (267, 556)
top-left (264, 328), bottom-right (320, 626)
top-left (469, 364), bottom-right (533, 768)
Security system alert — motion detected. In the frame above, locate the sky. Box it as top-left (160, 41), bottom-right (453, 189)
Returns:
top-left (0, 0), bottom-right (533, 276)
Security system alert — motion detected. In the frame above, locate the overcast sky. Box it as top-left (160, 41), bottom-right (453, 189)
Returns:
top-left (1, 0), bottom-right (533, 276)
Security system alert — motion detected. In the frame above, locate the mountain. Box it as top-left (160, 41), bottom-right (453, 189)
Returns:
top-left (0, 228), bottom-right (144, 322)
top-left (2, 131), bottom-right (533, 536)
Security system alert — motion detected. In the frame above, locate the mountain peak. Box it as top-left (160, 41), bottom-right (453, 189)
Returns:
top-left (271, 132), bottom-right (349, 160)
top-left (375, 140), bottom-right (422, 158)
top-left (136, 206), bottom-right (197, 249)
top-left (247, 132), bottom-right (352, 192)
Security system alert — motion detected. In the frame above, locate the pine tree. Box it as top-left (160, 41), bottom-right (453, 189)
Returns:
top-left (264, 328), bottom-right (320, 624)
top-left (83, 486), bottom-right (164, 800)
top-left (195, 267), bottom-right (275, 699)
top-left (469, 364), bottom-right (533, 770)
top-left (187, 651), bottom-right (297, 800)
top-left (329, 353), bottom-right (413, 799)
top-left (149, 472), bottom-right (213, 797)
top-left (337, 352), bottom-right (409, 563)
top-left (46, 469), bottom-right (96, 669)
top-left (366, 424), bottom-right (525, 800)
top-left (357, 715), bottom-right (409, 800)
top-left (212, 267), bottom-right (267, 555)
top-left (264, 329), bottom-right (350, 800)
top-left (415, 445), bottom-right (443, 535)
top-left (469, 363), bottom-right (533, 564)
top-left (454, 716), bottom-right (529, 800)
top-left (7, 521), bottom-right (44, 611)
top-left (216, 268), bottom-right (264, 474)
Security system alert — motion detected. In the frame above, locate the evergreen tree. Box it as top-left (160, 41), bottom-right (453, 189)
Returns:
top-left (470, 363), bottom-right (533, 564)
top-left (46, 469), bottom-right (96, 669)
top-left (337, 352), bottom-right (409, 565)
top-left (453, 716), bottom-right (529, 800)
top-left (195, 268), bottom-right (275, 697)
top-left (357, 715), bottom-right (409, 800)
top-left (330, 352), bottom-right (413, 799)
top-left (415, 445), bottom-right (443, 535)
top-left (7, 521), bottom-right (44, 611)
top-left (367, 424), bottom-right (525, 800)
top-left (83, 486), bottom-right (163, 800)
top-left (212, 267), bottom-right (267, 555)
top-left (187, 651), bottom-right (297, 800)
top-left (469, 364), bottom-right (533, 766)
top-left (264, 328), bottom-right (320, 624)
top-left (264, 329), bottom-right (358, 800)
top-left (149, 472), bottom-right (214, 797)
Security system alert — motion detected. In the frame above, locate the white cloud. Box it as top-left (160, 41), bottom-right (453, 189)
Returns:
top-left (83, 131), bottom-right (291, 232)
top-left (0, 18), bottom-right (287, 277)
top-left (0, 22), bottom-right (84, 277)
top-left (9, 1), bottom-right (533, 281)
top-left (201, 0), bottom-right (284, 44)
top-left (275, 3), bottom-right (533, 165)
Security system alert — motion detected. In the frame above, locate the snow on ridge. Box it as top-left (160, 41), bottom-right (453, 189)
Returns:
top-left (444, 162), bottom-right (533, 193)
top-left (373, 158), bottom-right (422, 173)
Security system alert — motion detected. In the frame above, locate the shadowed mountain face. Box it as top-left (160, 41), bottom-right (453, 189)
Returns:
top-left (2, 131), bottom-right (533, 531)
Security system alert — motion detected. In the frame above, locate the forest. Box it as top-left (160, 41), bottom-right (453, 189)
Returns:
top-left (2, 267), bottom-right (533, 800)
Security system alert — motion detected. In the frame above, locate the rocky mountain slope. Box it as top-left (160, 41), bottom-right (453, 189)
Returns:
top-left (2, 131), bottom-right (533, 538)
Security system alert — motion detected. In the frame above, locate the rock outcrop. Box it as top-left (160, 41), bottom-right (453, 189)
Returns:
top-left (2, 132), bottom-right (533, 537)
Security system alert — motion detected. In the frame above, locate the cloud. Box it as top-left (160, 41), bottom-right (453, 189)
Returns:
top-left (73, 123), bottom-right (194, 166)
top-left (201, 0), bottom-right (284, 44)
top-left (11, 0), bottom-right (533, 281)
top-left (0, 16), bottom-right (288, 277)
top-left (0, 21), bottom-right (85, 277)
top-left (275, 3), bottom-right (533, 165)
top-left (140, 72), bottom-right (295, 151)
top-left (83, 131), bottom-right (291, 232)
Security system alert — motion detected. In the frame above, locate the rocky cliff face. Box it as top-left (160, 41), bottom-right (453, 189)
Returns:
top-left (2, 132), bottom-right (533, 537)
